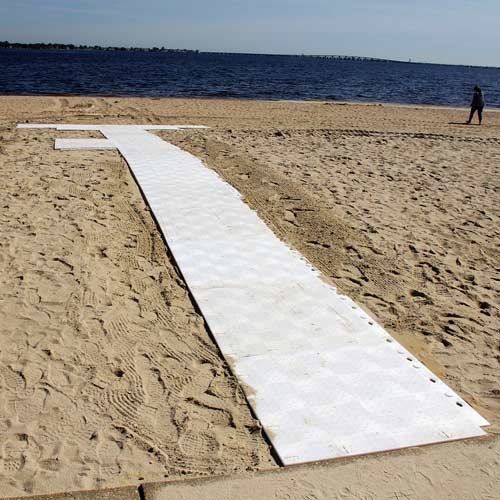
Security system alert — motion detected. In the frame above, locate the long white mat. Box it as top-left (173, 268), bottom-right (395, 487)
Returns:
top-left (18, 124), bottom-right (489, 465)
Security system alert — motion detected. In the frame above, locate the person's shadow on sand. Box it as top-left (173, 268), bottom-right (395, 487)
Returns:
top-left (448, 122), bottom-right (500, 128)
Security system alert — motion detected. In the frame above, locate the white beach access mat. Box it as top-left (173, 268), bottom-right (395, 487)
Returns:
top-left (18, 123), bottom-right (489, 465)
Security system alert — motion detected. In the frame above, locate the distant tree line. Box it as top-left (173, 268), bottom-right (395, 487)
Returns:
top-left (0, 41), bottom-right (199, 53)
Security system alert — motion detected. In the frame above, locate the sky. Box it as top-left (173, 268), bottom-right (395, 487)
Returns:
top-left (1, 0), bottom-right (499, 66)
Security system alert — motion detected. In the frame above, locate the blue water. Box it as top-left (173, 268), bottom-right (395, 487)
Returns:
top-left (1, 49), bottom-right (499, 108)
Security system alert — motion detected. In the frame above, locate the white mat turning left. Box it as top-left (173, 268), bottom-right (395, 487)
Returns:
top-left (18, 123), bottom-right (489, 465)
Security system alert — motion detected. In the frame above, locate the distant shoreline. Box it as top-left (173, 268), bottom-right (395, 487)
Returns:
top-left (2, 42), bottom-right (498, 69)
top-left (0, 41), bottom-right (198, 54)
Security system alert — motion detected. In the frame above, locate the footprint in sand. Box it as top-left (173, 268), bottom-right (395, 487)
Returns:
top-left (179, 431), bottom-right (220, 458)
top-left (1, 434), bottom-right (29, 474)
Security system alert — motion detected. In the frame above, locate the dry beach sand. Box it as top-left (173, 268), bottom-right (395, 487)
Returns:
top-left (0, 96), bottom-right (499, 498)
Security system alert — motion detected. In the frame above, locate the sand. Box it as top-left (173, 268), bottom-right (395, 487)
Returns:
top-left (0, 96), bottom-right (499, 498)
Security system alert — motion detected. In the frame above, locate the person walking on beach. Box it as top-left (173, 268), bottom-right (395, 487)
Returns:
top-left (466, 85), bottom-right (485, 124)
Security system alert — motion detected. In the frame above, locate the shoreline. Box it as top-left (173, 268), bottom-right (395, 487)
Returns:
top-left (1, 93), bottom-right (500, 111)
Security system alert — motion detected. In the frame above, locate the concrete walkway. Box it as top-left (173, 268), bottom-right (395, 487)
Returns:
top-left (9, 434), bottom-right (499, 500)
